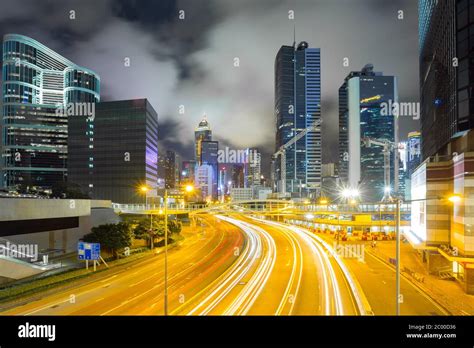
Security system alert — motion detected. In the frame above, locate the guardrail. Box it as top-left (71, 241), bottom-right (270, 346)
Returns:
top-left (112, 200), bottom-right (412, 215)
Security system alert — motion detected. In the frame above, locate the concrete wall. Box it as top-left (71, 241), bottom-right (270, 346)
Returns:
top-left (0, 258), bottom-right (46, 280)
top-left (0, 199), bottom-right (90, 221)
top-left (4, 207), bottom-right (120, 253)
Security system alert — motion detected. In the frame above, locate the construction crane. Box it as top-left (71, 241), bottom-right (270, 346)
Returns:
top-left (273, 119), bottom-right (322, 196)
top-left (361, 136), bottom-right (400, 202)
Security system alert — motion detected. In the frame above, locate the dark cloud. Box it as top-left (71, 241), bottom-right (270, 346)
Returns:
top-left (0, 0), bottom-right (420, 178)
top-left (158, 117), bottom-right (194, 157)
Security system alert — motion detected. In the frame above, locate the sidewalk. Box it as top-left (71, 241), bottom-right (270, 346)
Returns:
top-left (368, 240), bottom-right (474, 315)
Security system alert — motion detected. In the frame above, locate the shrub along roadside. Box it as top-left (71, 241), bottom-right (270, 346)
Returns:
top-left (0, 249), bottom-right (152, 304)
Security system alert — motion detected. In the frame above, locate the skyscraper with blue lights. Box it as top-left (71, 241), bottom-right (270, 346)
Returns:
top-left (274, 41), bottom-right (321, 197)
top-left (1, 34), bottom-right (100, 189)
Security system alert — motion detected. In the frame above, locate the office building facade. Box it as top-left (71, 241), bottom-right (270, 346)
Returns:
top-left (244, 148), bottom-right (262, 188)
top-left (68, 99), bottom-right (158, 204)
top-left (158, 150), bottom-right (177, 189)
top-left (181, 160), bottom-right (196, 185)
top-left (338, 64), bottom-right (397, 201)
top-left (274, 42), bottom-right (321, 197)
top-left (200, 140), bottom-right (218, 201)
top-left (194, 118), bottom-right (218, 201)
top-left (195, 116), bottom-right (212, 164)
top-left (419, 0), bottom-right (474, 159)
top-left (407, 131), bottom-right (422, 176)
top-left (1, 34), bottom-right (100, 189)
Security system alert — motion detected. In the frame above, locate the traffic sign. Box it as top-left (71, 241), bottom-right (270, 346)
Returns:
top-left (78, 242), bottom-right (100, 260)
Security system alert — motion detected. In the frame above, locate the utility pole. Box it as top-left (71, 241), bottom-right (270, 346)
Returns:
top-left (164, 189), bottom-right (169, 316)
top-left (396, 198), bottom-right (401, 315)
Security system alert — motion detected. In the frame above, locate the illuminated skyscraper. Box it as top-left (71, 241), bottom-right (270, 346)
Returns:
top-left (407, 131), bottom-right (421, 176)
top-left (194, 117), bottom-right (218, 200)
top-left (338, 64), bottom-right (397, 201)
top-left (274, 41), bottom-right (321, 197)
top-left (194, 116), bottom-right (212, 165)
top-left (1, 34), bottom-right (100, 189)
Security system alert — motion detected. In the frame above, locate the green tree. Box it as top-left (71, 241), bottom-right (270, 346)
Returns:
top-left (83, 222), bottom-right (133, 259)
top-left (133, 218), bottom-right (165, 248)
top-left (167, 220), bottom-right (182, 234)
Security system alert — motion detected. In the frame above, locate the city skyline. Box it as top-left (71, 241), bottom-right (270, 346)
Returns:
top-left (0, 0), bottom-right (420, 176)
top-left (1, 2), bottom-right (474, 344)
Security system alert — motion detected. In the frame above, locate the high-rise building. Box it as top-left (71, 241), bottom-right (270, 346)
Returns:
top-left (174, 153), bottom-right (181, 187)
top-left (398, 141), bottom-right (408, 199)
top-left (411, 1), bottom-right (474, 293)
top-left (244, 148), bottom-right (261, 188)
top-left (1, 34), bottom-right (100, 189)
top-left (200, 140), bottom-right (218, 201)
top-left (274, 41), bottom-right (321, 197)
top-left (68, 99), bottom-right (158, 204)
top-left (419, 0), bottom-right (474, 159)
top-left (194, 117), bottom-right (218, 201)
top-left (181, 160), bottom-right (196, 185)
top-left (195, 116), bottom-right (212, 164)
top-left (321, 163), bottom-right (339, 201)
top-left (407, 131), bottom-right (422, 176)
top-left (338, 64), bottom-right (397, 201)
top-left (157, 150), bottom-right (177, 189)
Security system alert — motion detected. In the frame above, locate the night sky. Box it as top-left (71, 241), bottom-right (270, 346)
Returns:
top-left (0, 0), bottom-right (420, 176)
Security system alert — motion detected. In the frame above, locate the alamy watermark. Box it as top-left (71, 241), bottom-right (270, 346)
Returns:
top-left (0, 241), bottom-right (39, 261)
top-left (217, 147), bottom-right (259, 166)
top-left (329, 242), bottom-right (365, 261)
top-left (380, 99), bottom-right (420, 120)
top-left (55, 102), bottom-right (95, 121)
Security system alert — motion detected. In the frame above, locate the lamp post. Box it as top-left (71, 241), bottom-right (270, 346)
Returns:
top-left (139, 185), bottom-right (154, 249)
top-left (140, 185), bottom-right (149, 207)
top-left (164, 189), bottom-right (168, 316)
top-left (395, 198), bottom-right (401, 316)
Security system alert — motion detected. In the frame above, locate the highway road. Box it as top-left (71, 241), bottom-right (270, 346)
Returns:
top-left (0, 215), bottom-right (245, 315)
top-left (0, 213), bottom-right (363, 316)
top-left (179, 215), bottom-right (362, 315)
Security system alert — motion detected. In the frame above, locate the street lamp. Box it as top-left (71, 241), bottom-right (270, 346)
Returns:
top-left (139, 185), bottom-right (149, 206)
top-left (139, 185), bottom-right (154, 249)
top-left (448, 194), bottom-right (462, 204)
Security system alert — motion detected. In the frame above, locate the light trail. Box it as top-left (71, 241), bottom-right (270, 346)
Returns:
top-left (186, 215), bottom-right (263, 315)
top-left (223, 221), bottom-right (276, 315)
top-left (273, 225), bottom-right (303, 315)
top-left (251, 218), bottom-right (350, 315)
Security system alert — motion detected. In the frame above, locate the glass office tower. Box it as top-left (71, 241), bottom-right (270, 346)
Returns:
top-left (1, 34), bottom-right (100, 189)
top-left (194, 118), bottom-right (218, 201)
top-left (200, 140), bottom-right (219, 201)
top-left (68, 99), bottom-right (158, 204)
top-left (338, 64), bottom-right (397, 201)
top-left (419, 0), bottom-right (459, 159)
top-left (195, 117), bottom-right (212, 165)
top-left (407, 131), bottom-right (422, 176)
top-left (274, 41), bottom-right (321, 197)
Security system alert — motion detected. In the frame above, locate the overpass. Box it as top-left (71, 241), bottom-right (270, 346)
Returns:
top-left (112, 199), bottom-right (410, 215)
top-left (112, 200), bottom-right (411, 232)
